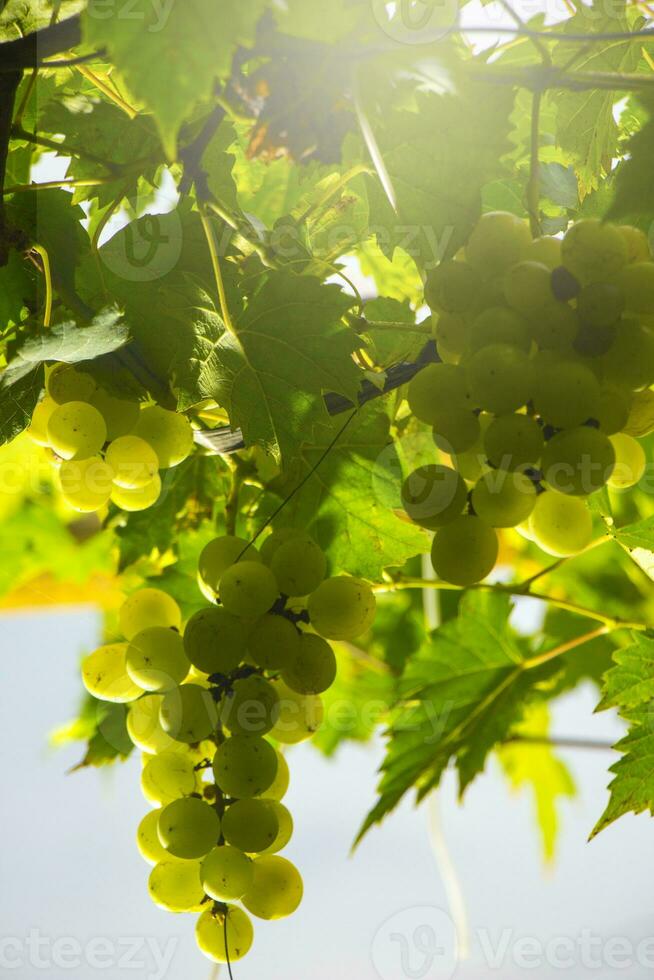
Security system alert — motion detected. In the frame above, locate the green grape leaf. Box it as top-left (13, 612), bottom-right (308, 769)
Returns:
top-left (615, 517), bottom-right (654, 581)
top-left (0, 251), bottom-right (36, 331)
top-left (597, 633), bottom-right (654, 712)
top-left (539, 162), bottom-right (578, 209)
top-left (53, 698), bottom-right (133, 768)
top-left (0, 364), bottom-right (44, 445)
top-left (607, 98), bottom-right (654, 222)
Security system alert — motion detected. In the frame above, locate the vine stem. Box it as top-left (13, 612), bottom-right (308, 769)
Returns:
top-left (199, 205), bottom-right (235, 336)
top-left (76, 65), bottom-right (137, 119)
top-left (32, 245), bottom-right (53, 327)
top-left (504, 734), bottom-right (615, 751)
top-left (224, 459), bottom-right (244, 537)
top-left (524, 625), bottom-right (609, 670)
top-left (527, 91), bottom-right (542, 237)
top-left (4, 177), bottom-right (114, 195)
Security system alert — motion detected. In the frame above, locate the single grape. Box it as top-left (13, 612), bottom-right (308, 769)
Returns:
top-left (222, 799), bottom-right (279, 853)
top-left (127, 694), bottom-right (177, 753)
top-left (202, 846), bottom-right (254, 901)
top-left (308, 576), bottom-right (376, 640)
top-left (471, 471), bottom-right (536, 528)
top-left (219, 562), bottom-right (278, 619)
top-left (607, 433), bottom-right (646, 489)
top-left (521, 235), bottom-right (562, 270)
top-left (47, 364), bottom-right (97, 405)
top-left (148, 859), bottom-right (205, 912)
top-left (47, 401), bottom-right (107, 460)
top-left (135, 406), bottom-right (194, 468)
top-left (221, 676), bottom-right (280, 736)
top-left (261, 801), bottom-right (293, 855)
top-left (551, 265), bottom-right (581, 302)
top-left (105, 435), bottom-right (159, 489)
top-left (434, 312), bottom-right (468, 361)
top-left (453, 448), bottom-right (489, 484)
top-left (432, 410), bottom-right (481, 455)
top-left (483, 414), bottom-right (543, 471)
top-left (157, 797), bottom-right (220, 859)
top-left (119, 588), bottom-right (181, 640)
top-left (160, 683), bottom-right (218, 742)
top-left (184, 606), bottom-right (248, 675)
top-left (81, 642), bottom-right (142, 703)
top-left (141, 750), bottom-right (197, 805)
top-left (137, 809), bottom-right (168, 865)
top-left (601, 317), bottom-right (654, 390)
top-left (283, 633), bottom-right (337, 695)
top-left (261, 750), bottom-right (290, 801)
top-left (615, 261), bottom-right (654, 315)
top-left (597, 385), bottom-right (633, 435)
top-left (90, 388), bottom-right (140, 440)
top-left (126, 627), bottom-right (189, 692)
top-left (212, 735), bottom-right (278, 798)
top-left (623, 389), bottom-right (654, 438)
top-left (573, 320), bottom-right (616, 357)
top-left (618, 225), bottom-right (651, 263)
top-left (242, 855), bottom-right (303, 920)
top-left (430, 515), bottom-right (498, 586)
top-left (577, 281), bottom-right (625, 329)
top-left (259, 528), bottom-right (303, 565)
top-left (247, 613), bottom-right (301, 671)
top-left (465, 211), bottom-right (531, 278)
top-left (532, 360), bottom-right (600, 429)
top-left (111, 474), bottom-right (162, 512)
top-left (561, 219), bottom-right (627, 285)
top-left (198, 535), bottom-right (262, 601)
top-left (466, 343), bottom-right (532, 415)
top-left (269, 681), bottom-right (324, 745)
top-left (401, 464), bottom-right (467, 530)
top-left (527, 301), bottom-right (578, 350)
top-left (270, 535), bottom-right (327, 596)
top-left (424, 260), bottom-right (482, 315)
top-left (407, 363), bottom-right (472, 425)
top-left (503, 261), bottom-right (554, 315)
top-left (468, 306), bottom-right (530, 353)
top-left (59, 456), bottom-right (115, 512)
top-left (26, 396), bottom-right (57, 446)
top-left (529, 490), bottom-right (593, 556)
top-left (541, 426), bottom-right (615, 495)
top-left (196, 906), bottom-right (254, 963)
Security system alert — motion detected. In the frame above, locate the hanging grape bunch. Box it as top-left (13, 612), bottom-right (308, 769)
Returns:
top-left (81, 529), bottom-right (375, 965)
top-left (26, 363), bottom-right (194, 513)
top-left (405, 213), bottom-right (653, 585)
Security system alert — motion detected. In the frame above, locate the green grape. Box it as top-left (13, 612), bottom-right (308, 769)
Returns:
top-left (135, 406), bottom-right (194, 468)
top-left (242, 855), bottom-right (303, 920)
top-left (222, 676), bottom-right (280, 736)
top-left (466, 343), bottom-right (532, 415)
top-left (212, 735), bottom-right (278, 798)
top-left (126, 627), bottom-right (189, 693)
top-left (141, 750), bottom-right (197, 805)
top-left (222, 799), bottom-right (279, 853)
top-left (434, 312), bottom-right (469, 361)
top-left (219, 562), bottom-right (279, 619)
top-left (119, 588), bottom-right (182, 640)
top-left (471, 471), bottom-right (536, 528)
top-left (541, 426), bottom-right (615, 495)
top-left (127, 694), bottom-right (177, 753)
top-left (198, 535), bottom-right (263, 601)
top-left (46, 401), bottom-right (107, 461)
top-left (527, 301), bottom-right (578, 350)
top-left (465, 211), bottom-right (531, 278)
top-left (615, 261), bottom-right (654, 315)
top-left (577, 282), bottom-right (625, 329)
top-left (430, 515), bottom-right (498, 586)
top-left (81, 642), bottom-right (142, 703)
top-left (105, 435), bottom-right (159, 489)
top-left (196, 906), bottom-right (253, 964)
top-left (424, 260), bottom-right (482, 315)
top-left (308, 576), bottom-right (376, 640)
top-left (468, 306), bottom-right (530, 353)
top-left (26, 396), bottom-right (57, 447)
top-left (532, 360), bottom-right (600, 429)
top-left (111, 474), bottom-right (161, 512)
top-left (259, 528), bottom-right (303, 565)
top-left (602, 317), bottom-right (654, 389)
top-left (597, 385), bottom-right (633, 435)
top-left (59, 456), bottom-right (114, 512)
top-left (261, 750), bottom-right (290, 801)
top-left (160, 683), bottom-right (218, 742)
top-left (401, 464), bottom-right (467, 530)
top-left (148, 858), bottom-right (205, 912)
top-left (158, 797), bottom-right (220, 859)
top-left (47, 364), bottom-right (97, 405)
top-left (270, 535), bottom-right (327, 596)
top-left (407, 363), bottom-right (472, 425)
top-left (90, 388), bottom-right (140, 440)
top-left (453, 448), bottom-right (489, 484)
top-left (561, 219), bottom-right (628, 285)
top-left (623, 389), bottom-right (654, 438)
top-left (202, 846), bottom-right (254, 901)
top-left (137, 809), bottom-right (168, 865)
top-left (184, 606), bottom-right (248, 675)
top-left (484, 414), bottom-right (544, 471)
top-left (607, 433), bottom-right (646, 489)
top-left (521, 235), bottom-right (562, 270)
top-left (261, 802), bottom-right (293, 854)
top-left (432, 410), bottom-right (481, 454)
top-left (247, 613), bottom-right (300, 671)
top-left (503, 261), bottom-right (554, 315)
top-left (529, 490), bottom-right (593, 556)
top-left (269, 681), bottom-right (324, 745)
top-left (618, 225), bottom-right (651, 263)
top-left (283, 633), bottom-right (337, 695)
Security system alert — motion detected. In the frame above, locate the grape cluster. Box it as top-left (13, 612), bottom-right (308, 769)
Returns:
top-left (26, 363), bottom-right (194, 513)
top-left (406, 214), bottom-right (653, 584)
top-left (82, 529), bottom-right (376, 965)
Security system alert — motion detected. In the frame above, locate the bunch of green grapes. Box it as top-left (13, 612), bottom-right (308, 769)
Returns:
top-left (26, 363), bottom-right (194, 514)
top-left (82, 529), bottom-right (375, 966)
top-left (409, 213), bottom-right (653, 585)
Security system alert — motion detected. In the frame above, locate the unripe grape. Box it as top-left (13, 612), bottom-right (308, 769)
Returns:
top-left (261, 750), bottom-right (290, 801)
top-left (434, 312), bottom-right (468, 360)
top-left (111, 474), bottom-right (161, 511)
top-left (602, 317), bottom-right (654, 390)
top-left (90, 388), bottom-right (140, 440)
top-left (81, 642), bottom-right (142, 703)
top-left (160, 683), bottom-right (218, 742)
top-left (270, 535), bottom-right (327, 596)
top-left (59, 456), bottom-right (114, 512)
top-left (247, 613), bottom-right (300, 671)
top-left (196, 906), bottom-right (253, 963)
top-left (135, 405), bottom-right (194, 468)
top-left (432, 411), bottom-right (480, 454)
top-left (222, 799), bottom-right (279, 852)
top-left (541, 426), bottom-right (615, 495)
top-left (483, 414), bottom-right (543, 471)
top-left (158, 797), bottom-right (220, 859)
top-left (308, 576), bottom-right (376, 640)
top-left (47, 401), bottom-right (107, 460)
top-left (466, 343), bottom-right (532, 414)
top-left (127, 694), bottom-right (178, 753)
top-left (597, 385), bottom-right (633, 435)
top-left (577, 281), bottom-right (625, 329)
top-left (141, 750), bottom-right (197, 805)
top-left (430, 515), bottom-right (498, 586)
top-left (260, 527), bottom-right (303, 564)
top-left (401, 464), bottom-right (467, 530)
top-left (615, 261), bottom-right (654, 314)
top-left (269, 681), bottom-right (324, 745)
top-left (607, 433), bottom-right (646, 489)
top-left (148, 859), bottom-right (205, 912)
top-left (137, 809), bottom-right (168, 865)
top-left (26, 396), bottom-right (57, 446)
top-left (119, 588), bottom-right (181, 640)
top-left (184, 606), bottom-right (248, 675)
top-left (561, 219), bottom-right (627, 284)
top-left (527, 301), bottom-right (578, 350)
top-left (618, 225), bottom-right (651, 263)
top-left (47, 364), bottom-right (97, 404)
top-left (532, 359), bottom-right (600, 429)
top-left (529, 490), bottom-right (593, 556)
top-left (521, 235), bottom-right (562, 270)
top-left (219, 562), bottom-right (279, 619)
top-left (202, 846), bottom-right (254, 901)
top-left (407, 363), bottom-right (472, 425)
top-left (106, 435), bottom-right (159, 489)
top-left (471, 471), bottom-right (536, 528)
top-left (465, 211), bottom-right (531, 278)
top-left (242, 855), bottom-right (303, 920)
top-left (126, 627), bottom-right (189, 692)
top-left (261, 801), bottom-right (293, 854)
top-left (198, 535), bottom-right (262, 600)
top-left (212, 735), bottom-right (278, 798)
top-left (283, 633), bottom-right (337, 695)
top-left (468, 306), bottom-right (530, 353)
top-left (424, 260), bottom-right (483, 314)
top-left (221, 676), bottom-right (280, 736)
top-left (503, 261), bottom-right (554, 315)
